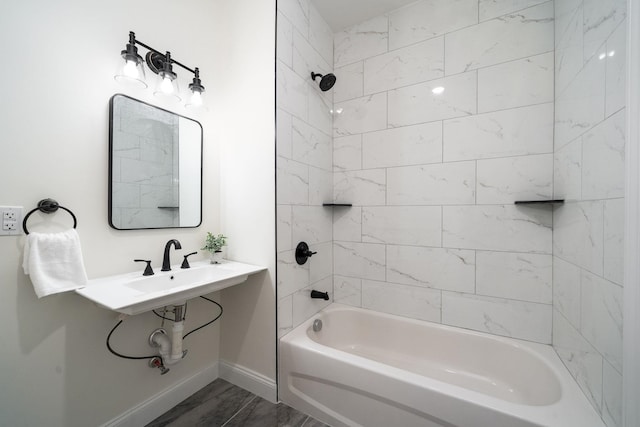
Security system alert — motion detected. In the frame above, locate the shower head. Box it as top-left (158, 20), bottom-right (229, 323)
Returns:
top-left (311, 72), bottom-right (336, 91)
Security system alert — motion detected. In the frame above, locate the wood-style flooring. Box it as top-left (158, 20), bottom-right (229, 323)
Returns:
top-left (146, 378), bottom-right (329, 427)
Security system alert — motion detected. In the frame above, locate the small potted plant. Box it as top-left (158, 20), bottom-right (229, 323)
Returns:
top-left (202, 232), bottom-right (227, 264)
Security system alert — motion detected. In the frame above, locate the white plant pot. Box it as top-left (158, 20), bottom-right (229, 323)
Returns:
top-left (208, 251), bottom-right (223, 264)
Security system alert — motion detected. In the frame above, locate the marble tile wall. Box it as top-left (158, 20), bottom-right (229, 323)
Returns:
top-left (276, 0), bottom-right (334, 337)
top-left (330, 0), bottom-right (555, 345)
top-left (552, 0), bottom-right (626, 425)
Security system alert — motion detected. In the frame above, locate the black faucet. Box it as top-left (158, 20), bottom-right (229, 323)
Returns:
top-left (161, 239), bottom-right (182, 271)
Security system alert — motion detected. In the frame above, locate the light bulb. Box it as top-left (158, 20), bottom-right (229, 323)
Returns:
top-left (432, 86), bottom-right (445, 95)
top-left (160, 76), bottom-right (174, 94)
top-left (190, 91), bottom-right (203, 106)
top-left (123, 60), bottom-right (139, 78)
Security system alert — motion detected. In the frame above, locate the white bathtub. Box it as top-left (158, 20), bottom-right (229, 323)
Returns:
top-left (279, 304), bottom-right (604, 427)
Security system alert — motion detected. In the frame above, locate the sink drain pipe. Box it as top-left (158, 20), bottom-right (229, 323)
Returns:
top-left (149, 304), bottom-right (187, 366)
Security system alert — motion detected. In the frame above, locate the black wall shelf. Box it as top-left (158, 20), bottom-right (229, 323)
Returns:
top-left (322, 203), bottom-right (352, 207)
top-left (514, 199), bottom-right (565, 205)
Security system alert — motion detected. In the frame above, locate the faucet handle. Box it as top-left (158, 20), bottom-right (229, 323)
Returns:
top-left (134, 259), bottom-right (154, 276)
top-left (181, 252), bottom-right (198, 269)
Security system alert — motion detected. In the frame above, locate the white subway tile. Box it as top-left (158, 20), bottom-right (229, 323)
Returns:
top-left (553, 309), bottom-right (603, 411)
top-left (308, 166), bottom-right (333, 205)
top-left (363, 122), bottom-right (442, 169)
top-left (443, 205), bottom-right (552, 253)
top-left (278, 0), bottom-right (309, 37)
top-left (605, 21), bottom-right (626, 117)
top-left (442, 292), bottom-right (552, 343)
top-left (308, 88), bottom-right (333, 135)
top-left (582, 110), bottom-right (625, 200)
top-left (364, 37), bottom-right (444, 94)
top-left (333, 134), bottom-right (362, 171)
top-left (333, 93), bottom-right (387, 137)
top-left (276, 60), bottom-right (308, 121)
top-left (334, 241), bottom-right (386, 281)
top-left (292, 117), bottom-right (332, 170)
top-left (276, 157), bottom-right (309, 205)
top-left (604, 198), bottom-right (624, 286)
top-left (277, 12), bottom-right (293, 67)
top-left (292, 205), bottom-right (333, 245)
top-left (362, 280), bottom-right (442, 322)
top-left (276, 108), bottom-right (293, 159)
top-left (553, 201), bottom-right (604, 275)
top-left (334, 169), bottom-right (386, 205)
top-left (334, 15), bottom-right (388, 67)
top-left (293, 29), bottom-right (331, 82)
top-left (333, 62), bottom-right (363, 103)
top-left (309, 241), bottom-right (333, 283)
top-left (553, 256), bottom-right (582, 328)
top-left (581, 270), bottom-right (623, 372)
top-left (277, 249), bottom-right (309, 297)
top-left (333, 206), bottom-right (362, 242)
top-left (443, 103), bottom-right (553, 162)
top-left (334, 275), bottom-right (362, 307)
top-left (479, 0), bottom-right (549, 21)
top-left (583, 0), bottom-right (626, 61)
top-left (388, 0), bottom-right (478, 50)
top-left (388, 72), bottom-right (477, 127)
top-left (387, 245), bottom-right (475, 293)
top-left (445, 2), bottom-right (553, 75)
top-left (387, 161), bottom-right (475, 206)
top-left (478, 52), bottom-right (554, 112)
top-left (553, 137), bottom-right (582, 200)
top-left (477, 154), bottom-right (553, 204)
top-left (476, 251), bottom-right (552, 304)
top-left (277, 205), bottom-right (293, 252)
top-left (555, 53), bottom-right (606, 149)
top-left (555, 2), bottom-right (583, 95)
top-left (308, 4), bottom-right (333, 66)
top-left (362, 206), bottom-right (442, 246)
top-left (293, 277), bottom-right (332, 327)
top-left (602, 360), bottom-right (623, 427)
top-left (278, 295), bottom-right (293, 337)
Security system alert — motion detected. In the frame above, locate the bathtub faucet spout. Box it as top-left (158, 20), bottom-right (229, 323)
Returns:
top-left (310, 290), bottom-right (329, 300)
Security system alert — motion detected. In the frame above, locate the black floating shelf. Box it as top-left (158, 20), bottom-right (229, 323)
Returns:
top-left (514, 199), bottom-right (565, 205)
top-left (322, 203), bottom-right (352, 207)
top-left (157, 206), bottom-right (180, 209)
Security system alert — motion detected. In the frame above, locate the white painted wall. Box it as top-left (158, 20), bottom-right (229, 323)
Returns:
top-left (0, 0), bottom-right (275, 425)
top-left (213, 0), bottom-right (277, 393)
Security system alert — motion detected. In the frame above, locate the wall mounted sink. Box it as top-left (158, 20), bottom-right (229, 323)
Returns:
top-left (76, 260), bottom-right (266, 315)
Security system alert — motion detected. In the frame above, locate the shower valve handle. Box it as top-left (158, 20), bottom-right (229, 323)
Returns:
top-left (295, 241), bottom-right (316, 265)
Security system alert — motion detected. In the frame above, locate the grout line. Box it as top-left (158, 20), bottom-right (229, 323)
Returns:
top-left (220, 395), bottom-right (257, 427)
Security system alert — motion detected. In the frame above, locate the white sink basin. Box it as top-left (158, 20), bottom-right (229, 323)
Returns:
top-left (76, 260), bottom-right (266, 315)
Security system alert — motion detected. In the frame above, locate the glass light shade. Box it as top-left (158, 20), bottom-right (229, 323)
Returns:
top-left (153, 74), bottom-right (181, 102)
top-left (185, 90), bottom-right (206, 110)
top-left (114, 58), bottom-right (147, 89)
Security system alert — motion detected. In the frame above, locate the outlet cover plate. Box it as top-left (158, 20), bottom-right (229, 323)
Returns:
top-left (1, 206), bottom-right (23, 236)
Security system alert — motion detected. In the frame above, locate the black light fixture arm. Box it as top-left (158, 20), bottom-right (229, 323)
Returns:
top-left (127, 31), bottom-right (198, 76)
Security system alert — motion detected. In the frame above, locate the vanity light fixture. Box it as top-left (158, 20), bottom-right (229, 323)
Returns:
top-left (115, 31), bottom-right (205, 107)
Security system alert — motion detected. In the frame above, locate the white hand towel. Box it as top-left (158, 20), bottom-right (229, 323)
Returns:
top-left (22, 229), bottom-right (88, 298)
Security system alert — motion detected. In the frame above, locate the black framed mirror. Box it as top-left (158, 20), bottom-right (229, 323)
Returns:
top-left (109, 94), bottom-right (202, 230)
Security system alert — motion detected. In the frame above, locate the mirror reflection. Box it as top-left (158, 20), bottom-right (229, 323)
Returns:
top-left (109, 94), bottom-right (202, 229)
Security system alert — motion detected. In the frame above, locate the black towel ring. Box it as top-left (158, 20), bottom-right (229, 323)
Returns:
top-left (22, 198), bottom-right (78, 235)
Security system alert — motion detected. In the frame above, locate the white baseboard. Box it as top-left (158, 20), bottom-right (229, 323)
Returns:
top-left (219, 360), bottom-right (277, 403)
top-left (102, 362), bottom-right (219, 427)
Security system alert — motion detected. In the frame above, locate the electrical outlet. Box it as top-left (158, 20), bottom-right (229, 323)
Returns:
top-left (0, 206), bottom-right (23, 236)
